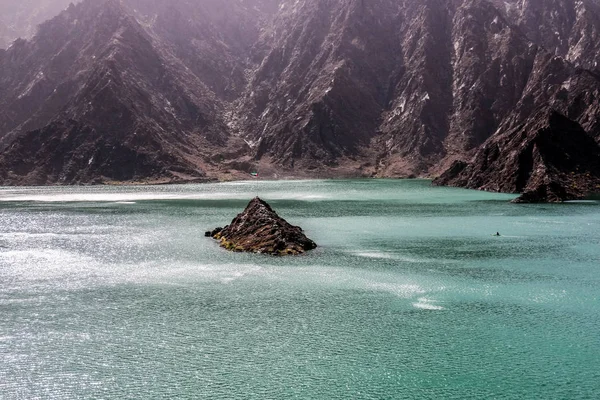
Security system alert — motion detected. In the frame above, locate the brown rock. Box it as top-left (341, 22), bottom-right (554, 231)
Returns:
top-left (434, 111), bottom-right (600, 202)
top-left (2, 0), bottom-right (600, 184)
top-left (209, 197), bottom-right (317, 255)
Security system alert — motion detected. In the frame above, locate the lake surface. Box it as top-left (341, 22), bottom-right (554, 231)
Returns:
top-left (1, 179), bottom-right (599, 399)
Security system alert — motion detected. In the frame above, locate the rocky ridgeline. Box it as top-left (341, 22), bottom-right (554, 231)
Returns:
top-left (434, 111), bottom-right (600, 202)
top-left (1, 0), bottom-right (600, 200)
top-left (206, 197), bottom-right (317, 255)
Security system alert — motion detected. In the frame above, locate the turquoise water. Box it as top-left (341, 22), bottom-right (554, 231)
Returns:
top-left (0, 179), bottom-right (599, 399)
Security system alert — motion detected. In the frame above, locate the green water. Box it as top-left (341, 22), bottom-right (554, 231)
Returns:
top-left (0, 179), bottom-right (599, 399)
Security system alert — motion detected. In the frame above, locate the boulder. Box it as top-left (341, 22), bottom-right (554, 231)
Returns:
top-left (208, 197), bottom-right (317, 255)
top-left (205, 227), bottom-right (223, 237)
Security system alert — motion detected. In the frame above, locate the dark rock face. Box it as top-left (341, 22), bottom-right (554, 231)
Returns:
top-left (434, 111), bottom-right (600, 202)
top-left (0, 0), bottom-right (245, 185)
top-left (1, 0), bottom-right (600, 191)
top-left (0, 0), bottom-right (78, 49)
top-left (237, 0), bottom-right (600, 178)
top-left (209, 197), bottom-right (317, 255)
top-left (497, 0), bottom-right (600, 72)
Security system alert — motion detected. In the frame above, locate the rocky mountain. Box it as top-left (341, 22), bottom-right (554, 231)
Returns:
top-left (497, 0), bottom-right (600, 72)
top-left (1, 0), bottom-right (600, 198)
top-left (237, 0), bottom-right (403, 174)
top-left (0, 0), bottom-right (78, 49)
top-left (434, 111), bottom-right (600, 202)
top-left (237, 0), bottom-right (600, 180)
top-left (0, 0), bottom-right (270, 184)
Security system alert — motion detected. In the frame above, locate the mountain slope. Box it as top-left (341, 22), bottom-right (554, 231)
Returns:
top-left (0, 0), bottom-right (78, 49)
top-left (434, 111), bottom-right (600, 202)
top-left (0, 0), bottom-right (231, 184)
top-left (235, 0), bottom-right (402, 174)
top-left (236, 0), bottom-right (600, 179)
top-left (1, 0), bottom-right (600, 194)
top-left (126, 0), bottom-right (280, 100)
top-left (498, 0), bottom-right (600, 72)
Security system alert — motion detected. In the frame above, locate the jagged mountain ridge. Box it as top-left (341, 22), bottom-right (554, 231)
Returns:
top-left (0, 0), bottom-right (79, 49)
top-left (434, 111), bottom-right (600, 202)
top-left (0, 0), bottom-right (241, 184)
top-left (1, 0), bottom-right (600, 193)
top-left (238, 0), bottom-right (600, 178)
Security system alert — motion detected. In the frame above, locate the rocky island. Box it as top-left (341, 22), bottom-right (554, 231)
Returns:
top-left (206, 197), bottom-right (317, 256)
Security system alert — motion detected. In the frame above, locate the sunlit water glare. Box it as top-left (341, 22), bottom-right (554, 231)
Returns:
top-left (1, 180), bottom-right (599, 399)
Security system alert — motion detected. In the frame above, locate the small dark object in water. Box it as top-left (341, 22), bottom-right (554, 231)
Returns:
top-left (494, 232), bottom-right (501, 236)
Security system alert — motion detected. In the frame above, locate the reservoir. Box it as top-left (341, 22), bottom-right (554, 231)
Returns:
top-left (1, 179), bottom-right (599, 398)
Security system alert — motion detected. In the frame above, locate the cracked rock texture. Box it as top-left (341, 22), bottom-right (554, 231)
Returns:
top-left (209, 197), bottom-right (317, 255)
top-left (434, 111), bottom-right (600, 202)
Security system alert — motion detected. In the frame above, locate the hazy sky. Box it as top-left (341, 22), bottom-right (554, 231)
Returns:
top-left (0, 0), bottom-right (79, 48)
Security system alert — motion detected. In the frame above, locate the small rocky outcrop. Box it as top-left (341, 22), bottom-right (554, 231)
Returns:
top-left (207, 197), bottom-right (317, 255)
top-left (434, 111), bottom-right (600, 202)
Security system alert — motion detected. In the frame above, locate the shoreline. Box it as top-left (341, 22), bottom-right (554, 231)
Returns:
top-left (0, 177), bottom-right (597, 203)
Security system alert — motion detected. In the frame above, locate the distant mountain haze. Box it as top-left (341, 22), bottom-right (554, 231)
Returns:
top-left (0, 0), bottom-right (80, 49)
top-left (0, 0), bottom-right (599, 200)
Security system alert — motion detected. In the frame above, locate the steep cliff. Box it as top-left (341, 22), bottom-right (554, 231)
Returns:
top-left (1, 0), bottom-right (600, 191)
top-left (237, 0), bottom-right (600, 178)
top-left (0, 0), bottom-right (230, 184)
top-left (434, 111), bottom-right (600, 202)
